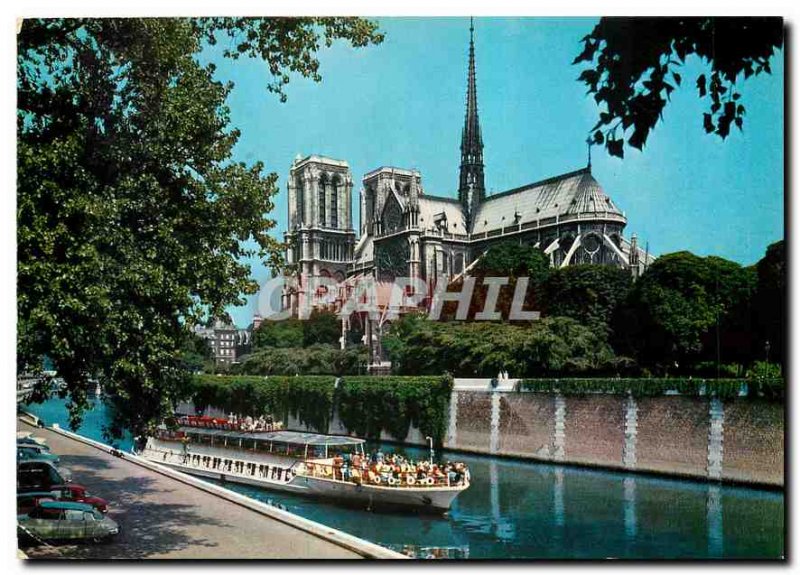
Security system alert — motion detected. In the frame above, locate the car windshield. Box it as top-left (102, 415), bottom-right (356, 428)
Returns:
top-left (91, 510), bottom-right (104, 520)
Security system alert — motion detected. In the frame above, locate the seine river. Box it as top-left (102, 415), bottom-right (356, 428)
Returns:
top-left (23, 397), bottom-right (784, 559)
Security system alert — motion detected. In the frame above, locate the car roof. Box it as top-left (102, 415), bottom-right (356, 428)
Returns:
top-left (18, 458), bottom-right (58, 466)
top-left (17, 492), bottom-right (55, 498)
top-left (17, 453), bottom-right (56, 461)
top-left (50, 483), bottom-right (83, 489)
top-left (38, 500), bottom-right (95, 511)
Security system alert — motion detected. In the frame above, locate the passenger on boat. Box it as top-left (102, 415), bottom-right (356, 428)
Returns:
top-left (333, 454), bottom-right (344, 480)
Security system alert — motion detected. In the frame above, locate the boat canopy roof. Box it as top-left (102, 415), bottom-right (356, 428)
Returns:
top-left (176, 426), bottom-right (365, 447)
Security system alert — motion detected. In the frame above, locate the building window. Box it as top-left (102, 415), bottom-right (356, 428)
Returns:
top-left (319, 179), bottom-right (326, 226)
top-left (331, 179), bottom-right (338, 229)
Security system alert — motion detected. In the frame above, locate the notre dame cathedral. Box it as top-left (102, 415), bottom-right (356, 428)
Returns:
top-left (282, 20), bottom-right (652, 316)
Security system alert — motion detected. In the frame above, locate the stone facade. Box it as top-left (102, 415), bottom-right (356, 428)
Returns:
top-left (283, 155), bottom-right (356, 312)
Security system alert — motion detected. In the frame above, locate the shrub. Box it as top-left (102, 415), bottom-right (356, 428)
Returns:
top-left (517, 377), bottom-right (784, 400)
top-left (337, 375), bottom-right (453, 446)
top-left (189, 375), bottom-right (336, 432)
top-left (231, 345), bottom-right (366, 376)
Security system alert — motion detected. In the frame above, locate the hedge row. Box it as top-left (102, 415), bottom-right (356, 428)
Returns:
top-left (190, 375), bottom-right (337, 433)
top-left (336, 375), bottom-right (453, 446)
top-left (187, 374), bottom-right (454, 445)
top-left (517, 377), bottom-right (784, 400)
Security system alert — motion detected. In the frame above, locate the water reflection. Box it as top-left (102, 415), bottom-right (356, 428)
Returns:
top-left (623, 477), bottom-right (636, 539)
top-left (707, 485), bottom-right (723, 558)
top-left (554, 467), bottom-right (565, 529)
top-left (23, 398), bottom-right (784, 560)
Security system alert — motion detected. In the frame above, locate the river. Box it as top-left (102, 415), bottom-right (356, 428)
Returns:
top-left (22, 397), bottom-right (784, 559)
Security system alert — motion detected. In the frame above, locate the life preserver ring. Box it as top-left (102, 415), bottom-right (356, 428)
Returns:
top-left (388, 476), bottom-right (397, 486)
top-left (406, 476), bottom-right (415, 486)
top-left (373, 475), bottom-right (382, 484)
top-left (425, 477), bottom-right (434, 486)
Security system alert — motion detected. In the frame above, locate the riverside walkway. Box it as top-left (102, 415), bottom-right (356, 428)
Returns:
top-left (17, 420), bottom-right (396, 559)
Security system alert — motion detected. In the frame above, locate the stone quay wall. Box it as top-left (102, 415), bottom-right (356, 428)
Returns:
top-left (444, 381), bottom-right (783, 488)
top-left (180, 379), bottom-right (783, 488)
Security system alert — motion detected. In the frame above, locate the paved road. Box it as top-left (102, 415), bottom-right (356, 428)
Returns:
top-left (17, 422), bottom-right (362, 559)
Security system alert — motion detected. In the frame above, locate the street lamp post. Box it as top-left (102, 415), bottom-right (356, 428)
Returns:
top-left (426, 436), bottom-right (434, 465)
top-left (764, 340), bottom-right (771, 378)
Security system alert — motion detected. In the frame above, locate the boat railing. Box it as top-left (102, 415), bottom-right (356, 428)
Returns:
top-left (175, 417), bottom-right (284, 433)
top-left (296, 460), bottom-right (466, 489)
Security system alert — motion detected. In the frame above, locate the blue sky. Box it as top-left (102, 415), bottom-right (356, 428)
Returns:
top-left (202, 17), bottom-right (784, 327)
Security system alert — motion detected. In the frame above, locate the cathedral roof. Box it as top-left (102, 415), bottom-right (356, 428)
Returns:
top-left (419, 195), bottom-right (467, 236)
top-left (470, 167), bottom-right (625, 234)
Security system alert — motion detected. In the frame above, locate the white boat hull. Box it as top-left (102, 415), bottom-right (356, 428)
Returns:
top-left (140, 441), bottom-right (466, 513)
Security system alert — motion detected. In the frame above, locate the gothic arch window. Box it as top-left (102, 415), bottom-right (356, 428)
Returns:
top-left (296, 175), bottom-right (304, 225)
top-left (382, 195), bottom-right (403, 234)
top-left (331, 175), bottom-right (340, 229)
top-left (582, 232), bottom-right (602, 264)
top-left (318, 174), bottom-right (328, 227)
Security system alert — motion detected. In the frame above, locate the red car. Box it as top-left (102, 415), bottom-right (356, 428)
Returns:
top-left (17, 492), bottom-right (56, 515)
top-left (48, 484), bottom-right (109, 513)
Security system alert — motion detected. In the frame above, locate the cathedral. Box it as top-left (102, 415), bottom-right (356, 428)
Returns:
top-left (282, 20), bottom-right (652, 318)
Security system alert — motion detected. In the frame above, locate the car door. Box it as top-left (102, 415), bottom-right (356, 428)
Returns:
top-left (83, 511), bottom-right (102, 538)
top-left (62, 509), bottom-right (86, 539)
top-left (30, 507), bottom-right (61, 539)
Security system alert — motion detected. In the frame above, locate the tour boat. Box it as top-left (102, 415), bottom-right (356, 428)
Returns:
top-left (137, 417), bottom-right (470, 513)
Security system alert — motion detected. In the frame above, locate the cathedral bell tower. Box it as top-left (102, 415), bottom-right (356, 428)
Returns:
top-left (458, 17), bottom-right (485, 230)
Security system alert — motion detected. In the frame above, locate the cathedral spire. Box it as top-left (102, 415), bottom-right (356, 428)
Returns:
top-left (459, 16), bottom-right (485, 229)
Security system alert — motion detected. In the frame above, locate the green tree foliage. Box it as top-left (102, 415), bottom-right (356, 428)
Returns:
top-left (542, 265), bottom-right (632, 337)
top-left (574, 17), bottom-right (783, 157)
top-left (252, 309), bottom-right (342, 349)
top-left (301, 309), bottom-right (342, 346)
top-left (17, 17), bottom-right (383, 437)
top-left (753, 240), bottom-right (785, 368)
top-left (384, 315), bottom-right (618, 377)
top-left (615, 251), bottom-right (757, 373)
top-left (473, 241), bottom-right (551, 280)
top-left (252, 318), bottom-right (305, 349)
top-left (231, 345), bottom-right (367, 376)
top-left (179, 332), bottom-right (213, 374)
top-left (442, 242), bottom-right (550, 320)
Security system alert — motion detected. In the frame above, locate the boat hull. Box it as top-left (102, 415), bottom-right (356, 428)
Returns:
top-left (140, 447), bottom-right (464, 513)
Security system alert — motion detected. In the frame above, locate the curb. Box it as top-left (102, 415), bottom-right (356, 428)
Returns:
top-left (24, 420), bottom-right (406, 560)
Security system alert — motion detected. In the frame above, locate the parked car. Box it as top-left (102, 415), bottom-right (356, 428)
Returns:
top-left (17, 445), bottom-right (60, 464)
top-left (18, 460), bottom-right (72, 492)
top-left (17, 436), bottom-right (49, 449)
top-left (48, 484), bottom-right (109, 513)
top-left (17, 501), bottom-right (119, 542)
top-left (17, 492), bottom-right (56, 515)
